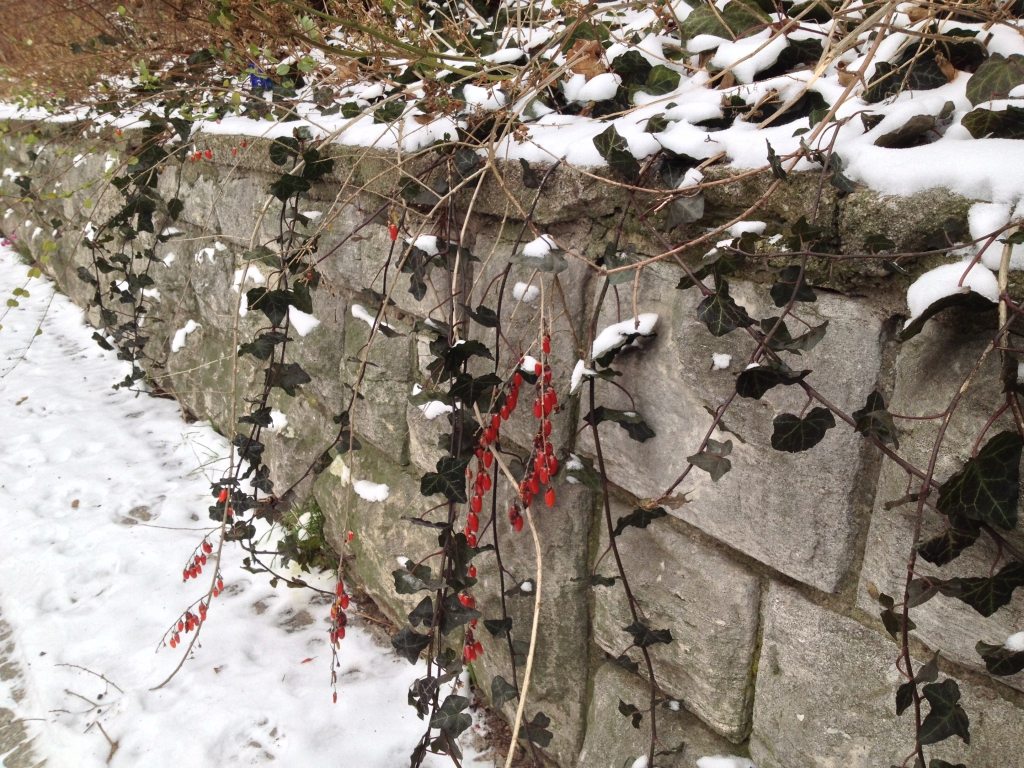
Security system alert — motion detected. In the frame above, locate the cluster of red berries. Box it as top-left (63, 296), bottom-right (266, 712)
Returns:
top-left (182, 538), bottom-right (213, 581)
top-left (461, 566), bottom-right (484, 663)
top-left (167, 576), bottom-right (222, 649)
top-left (189, 140), bottom-right (248, 163)
top-left (329, 578), bottom-right (351, 646)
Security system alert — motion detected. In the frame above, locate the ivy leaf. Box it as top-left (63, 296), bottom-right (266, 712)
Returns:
top-left (593, 124), bottom-right (640, 182)
top-left (644, 65), bottom-right (680, 95)
top-left (935, 562), bottom-right (1024, 617)
top-left (466, 304), bottom-right (498, 328)
top-left (930, 761), bottom-right (967, 768)
top-left (919, 680), bottom-right (970, 746)
top-left (238, 331), bottom-right (289, 360)
top-left (393, 565), bottom-right (437, 594)
top-left (492, 675), bottom-right (518, 707)
top-left (522, 712), bottom-right (553, 747)
top-left (239, 406), bottom-right (273, 427)
top-left (624, 620), bottom-right (673, 648)
top-left (612, 506), bottom-right (667, 537)
top-left (392, 627), bottom-right (432, 663)
top-left (430, 694), bottom-right (472, 737)
top-left (611, 51), bottom-right (652, 85)
top-left (266, 362), bottom-right (311, 396)
top-left (697, 280), bottom-right (754, 336)
top-left (976, 640), bottom-right (1024, 676)
top-left (439, 592), bottom-right (480, 635)
top-left (618, 700), bottom-right (643, 728)
top-left (961, 105), bottom-right (1024, 139)
top-left (421, 456), bottom-right (470, 502)
top-left (687, 438), bottom-right (733, 482)
top-left (916, 515), bottom-right (980, 566)
top-left (449, 372), bottom-right (502, 407)
top-left (852, 390), bottom-right (900, 449)
top-left (735, 364), bottom-right (809, 399)
top-left (936, 430), bottom-right (1023, 530)
top-left (408, 596), bottom-right (434, 628)
top-left (589, 574), bottom-right (619, 587)
top-left (268, 172), bottom-right (310, 201)
top-left (770, 265), bottom-right (816, 306)
top-left (246, 287), bottom-right (290, 326)
top-left (583, 407), bottom-right (656, 442)
top-left (770, 407), bottom-right (836, 452)
top-left (898, 290), bottom-right (996, 342)
top-left (965, 53), bottom-right (1024, 105)
top-left (895, 681), bottom-right (915, 716)
top-left (484, 617), bottom-right (513, 638)
top-left (269, 136), bottom-right (300, 166)
top-left (679, 0), bottom-right (768, 42)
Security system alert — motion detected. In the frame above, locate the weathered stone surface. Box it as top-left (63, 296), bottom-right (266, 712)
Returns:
top-left (857, 311), bottom-right (1024, 692)
top-left (577, 662), bottom-right (750, 768)
top-left (592, 501), bottom-right (760, 740)
top-left (471, 475), bottom-right (594, 767)
top-left (839, 187), bottom-right (972, 258)
top-left (311, 442), bottom-right (437, 623)
top-left (577, 262), bottom-right (885, 592)
top-left (752, 582), bottom-right (1024, 768)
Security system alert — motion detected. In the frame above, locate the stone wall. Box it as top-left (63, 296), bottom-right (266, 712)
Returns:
top-left (2, 122), bottom-right (1023, 767)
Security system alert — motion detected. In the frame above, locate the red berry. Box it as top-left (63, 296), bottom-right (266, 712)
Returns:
top-left (231, 146), bottom-right (238, 156)
top-left (545, 488), bottom-right (556, 507)
top-left (241, 139), bottom-right (248, 148)
top-left (202, 540), bottom-right (213, 554)
top-left (466, 512), bottom-right (479, 534)
top-left (533, 400), bottom-right (542, 419)
top-left (513, 372), bottom-right (523, 387)
top-left (217, 488), bottom-right (228, 503)
top-left (339, 594), bottom-right (350, 609)
top-left (534, 362), bottom-right (542, 376)
top-left (513, 516), bottom-right (524, 532)
top-left (346, 530), bottom-right (355, 542)
top-left (466, 532), bottom-right (477, 547)
top-left (470, 495), bottom-right (482, 514)
top-left (388, 223), bottom-right (399, 242)
top-left (204, 149), bottom-right (213, 160)
top-left (548, 455), bottom-right (560, 476)
top-left (468, 565), bottom-right (477, 578)
top-left (542, 335), bottom-right (551, 354)
top-left (482, 451), bottom-right (493, 468)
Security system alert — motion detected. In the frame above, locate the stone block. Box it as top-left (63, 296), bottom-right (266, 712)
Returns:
top-left (591, 501), bottom-right (760, 740)
top-left (577, 662), bottom-right (751, 768)
top-left (751, 583), bottom-right (1024, 768)
top-left (577, 261), bottom-right (884, 592)
top-left (311, 442), bottom-right (438, 624)
top-left (857, 312), bottom-right (1024, 693)
top-left (470, 475), bottom-right (594, 767)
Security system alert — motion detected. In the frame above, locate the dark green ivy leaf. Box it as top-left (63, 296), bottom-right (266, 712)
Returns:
top-left (644, 65), bottom-right (680, 95)
top-left (612, 506), bottom-right (667, 537)
top-left (269, 136), bottom-right (300, 166)
top-left (919, 679), bottom-right (970, 746)
top-left (238, 331), bottom-right (289, 360)
top-left (770, 407), bottom-right (836, 452)
top-left (593, 124), bottom-right (640, 182)
top-left (421, 456), bottom-right (470, 502)
top-left (896, 681), bottom-right (915, 716)
top-left (930, 761), bottom-right (967, 768)
top-left (266, 362), bottom-right (311, 396)
top-left (687, 438), bottom-right (733, 481)
top-left (961, 105), bottom-right (1024, 139)
top-left (696, 280), bottom-right (754, 336)
top-left (916, 515), bottom-right (980, 566)
top-left (439, 592), bottom-right (480, 635)
top-left (770, 265), bottom-right (816, 306)
top-left (466, 304), bottom-right (498, 327)
top-left (853, 390), bottom-right (900, 449)
top-left (735, 364), bottom-right (809, 399)
top-left (492, 675), bottom-right (518, 707)
top-left (965, 53), bottom-right (1024, 105)
top-left (624, 620), bottom-right (673, 648)
top-left (618, 700), bottom-right (643, 728)
top-left (583, 407), bottom-right (656, 442)
top-left (484, 617), bottom-right (513, 638)
top-left (935, 562), bottom-right (1024, 617)
top-left (898, 289), bottom-right (997, 342)
top-left (936, 430), bottom-right (1023, 530)
top-left (522, 712), bottom-right (553, 747)
top-left (430, 694), bottom-right (472, 737)
top-left (238, 406), bottom-right (273, 427)
top-left (392, 627), bottom-right (432, 663)
top-left (976, 640), bottom-right (1024, 676)
top-left (269, 172), bottom-right (310, 201)
top-left (408, 596), bottom-right (434, 628)
top-left (246, 287), bottom-right (290, 327)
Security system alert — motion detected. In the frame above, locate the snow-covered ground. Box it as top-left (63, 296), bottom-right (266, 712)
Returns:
top-left (0, 245), bottom-right (494, 767)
